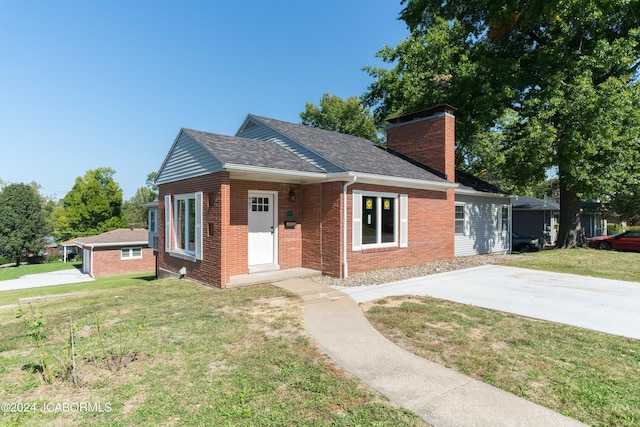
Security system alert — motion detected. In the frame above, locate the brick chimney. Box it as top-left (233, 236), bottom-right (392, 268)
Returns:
top-left (386, 105), bottom-right (456, 183)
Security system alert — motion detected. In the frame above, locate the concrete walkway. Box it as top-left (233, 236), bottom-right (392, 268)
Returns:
top-left (275, 277), bottom-right (586, 427)
top-left (0, 268), bottom-right (94, 292)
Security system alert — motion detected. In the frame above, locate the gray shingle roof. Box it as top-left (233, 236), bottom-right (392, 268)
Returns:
top-left (183, 129), bottom-right (324, 173)
top-left (455, 170), bottom-right (508, 194)
top-left (512, 195), bottom-right (559, 211)
top-left (251, 115), bottom-right (449, 183)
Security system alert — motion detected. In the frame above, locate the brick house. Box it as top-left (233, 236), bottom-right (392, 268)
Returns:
top-left (72, 228), bottom-right (155, 277)
top-left (155, 105), bottom-right (509, 289)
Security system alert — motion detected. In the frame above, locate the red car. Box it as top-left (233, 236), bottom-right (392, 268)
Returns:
top-left (588, 230), bottom-right (640, 252)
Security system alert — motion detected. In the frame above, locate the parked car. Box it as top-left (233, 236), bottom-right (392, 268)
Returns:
top-left (511, 232), bottom-right (543, 252)
top-left (587, 230), bottom-right (640, 252)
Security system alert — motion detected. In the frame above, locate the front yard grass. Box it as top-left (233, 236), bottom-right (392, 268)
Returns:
top-left (502, 248), bottom-right (640, 282)
top-left (0, 276), bottom-right (425, 426)
top-left (363, 249), bottom-right (640, 426)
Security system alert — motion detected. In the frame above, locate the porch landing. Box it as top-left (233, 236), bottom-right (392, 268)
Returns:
top-left (227, 267), bottom-right (321, 289)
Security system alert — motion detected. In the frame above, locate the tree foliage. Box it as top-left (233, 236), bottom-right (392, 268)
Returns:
top-left (122, 172), bottom-right (158, 228)
top-left (53, 168), bottom-right (124, 241)
top-left (301, 93), bottom-right (382, 143)
top-left (364, 0), bottom-right (640, 247)
top-left (0, 183), bottom-right (48, 266)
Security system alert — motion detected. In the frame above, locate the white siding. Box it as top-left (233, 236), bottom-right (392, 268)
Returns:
top-left (455, 195), bottom-right (510, 256)
top-left (156, 132), bottom-right (223, 184)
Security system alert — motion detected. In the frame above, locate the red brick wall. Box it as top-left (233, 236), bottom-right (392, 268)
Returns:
top-left (159, 174), bottom-right (454, 284)
top-left (343, 183), bottom-right (454, 276)
top-left (90, 247), bottom-right (155, 277)
top-left (159, 174), bottom-right (229, 288)
top-left (301, 183), bottom-right (322, 271)
top-left (159, 174), bottom-right (304, 288)
top-left (320, 182), bottom-right (344, 277)
top-left (228, 180), bottom-right (303, 276)
top-left (386, 112), bottom-right (456, 182)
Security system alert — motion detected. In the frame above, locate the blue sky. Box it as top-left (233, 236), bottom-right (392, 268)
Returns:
top-left (0, 1), bottom-right (409, 200)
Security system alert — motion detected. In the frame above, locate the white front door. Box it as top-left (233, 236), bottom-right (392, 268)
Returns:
top-left (248, 191), bottom-right (278, 271)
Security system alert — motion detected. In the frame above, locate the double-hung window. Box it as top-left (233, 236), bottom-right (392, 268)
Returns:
top-left (165, 192), bottom-right (203, 261)
top-left (501, 205), bottom-right (509, 232)
top-left (353, 191), bottom-right (408, 250)
top-left (455, 204), bottom-right (465, 235)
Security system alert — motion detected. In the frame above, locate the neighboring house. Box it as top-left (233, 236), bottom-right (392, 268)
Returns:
top-left (155, 105), bottom-right (510, 289)
top-left (580, 201), bottom-right (607, 238)
top-left (142, 199), bottom-right (159, 249)
top-left (512, 196), bottom-right (560, 246)
top-left (72, 228), bottom-right (155, 277)
top-left (453, 170), bottom-right (510, 256)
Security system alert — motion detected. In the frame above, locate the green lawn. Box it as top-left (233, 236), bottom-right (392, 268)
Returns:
top-left (502, 248), bottom-right (640, 282)
top-left (1, 249), bottom-right (638, 426)
top-left (0, 275), bottom-right (425, 427)
top-left (363, 249), bottom-right (640, 426)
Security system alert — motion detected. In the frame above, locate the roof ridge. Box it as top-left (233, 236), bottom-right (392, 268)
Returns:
top-left (247, 115), bottom-right (340, 172)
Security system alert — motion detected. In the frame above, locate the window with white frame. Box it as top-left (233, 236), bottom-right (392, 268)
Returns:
top-left (121, 247), bottom-right (142, 259)
top-left (165, 192), bottom-right (203, 260)
top-left (148, 209), bottom-right (157, 233)
top-left (455, 204), bottom-right (465, 234)
top-left (501, 205), bottom-right (509, 232)
top-left (353, 191), bottom-right (407, 250)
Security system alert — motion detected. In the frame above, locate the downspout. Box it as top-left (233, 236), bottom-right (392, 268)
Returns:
top-left (342, 176), bottom-right (357, 278)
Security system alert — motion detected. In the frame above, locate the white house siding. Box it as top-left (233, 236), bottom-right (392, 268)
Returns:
top-left (156, 132), bottom-right (223, 185)
top-left (455, 194), bottom-right (509, 256)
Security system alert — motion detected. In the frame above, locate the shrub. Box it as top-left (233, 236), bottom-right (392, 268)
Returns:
top-left (607, 224), bottom-right (624, 235)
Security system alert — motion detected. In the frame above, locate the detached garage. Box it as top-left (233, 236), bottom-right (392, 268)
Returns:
top-left (72, 228), bottom-right (155, 277)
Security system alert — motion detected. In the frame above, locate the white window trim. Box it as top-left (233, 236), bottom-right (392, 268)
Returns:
top-left (455, 202), bottom-right (467, 235)
top-left (353, 190), bottom-right (400, 250)
top-left (500, 205), bottom-right (509, 233)
top-left (121, 247), bottom-right (143, 260)
top-left (148, 209), bottom-right (158, 233)
top-left (165, 192), bottom-right (203, 262)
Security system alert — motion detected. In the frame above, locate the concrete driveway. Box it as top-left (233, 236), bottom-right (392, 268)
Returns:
top-left (0, 268), bottom-right (94, 292)
top-left (335, 265), bottom-right (640, 340)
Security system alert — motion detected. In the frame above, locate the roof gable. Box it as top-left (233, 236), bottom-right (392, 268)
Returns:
top-left (243, 115), bottom-right (449, 184)
top-left (156, 130), bottom-right (223, 185)
top-left (156, 128), bottom-right (324, 185)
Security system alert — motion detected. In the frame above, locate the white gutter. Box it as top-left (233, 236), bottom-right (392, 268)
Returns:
top-left (342, 176), bottom-right (357, 278)
top-left (72, 241), bottom-right (149, 248)
top-left (327, 171), bottom-right (457, 192)
top-left (455, 188), bottom-right (511, 198)
top-left (225, 163), bottom-right (327, 180)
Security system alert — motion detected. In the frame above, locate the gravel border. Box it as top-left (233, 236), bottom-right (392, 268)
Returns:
top-left (309, 253), bottom-right (515, 287)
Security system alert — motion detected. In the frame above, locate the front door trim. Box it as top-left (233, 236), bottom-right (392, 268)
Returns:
top-left (247, 190), bottom-right (279, 273)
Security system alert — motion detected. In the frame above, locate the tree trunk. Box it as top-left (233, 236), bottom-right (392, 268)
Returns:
top-left (557, 184), bottom-right (585, 248)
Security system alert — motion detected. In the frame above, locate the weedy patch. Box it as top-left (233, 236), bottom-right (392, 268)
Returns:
top-left (1, 278), bottom-right (428, 427)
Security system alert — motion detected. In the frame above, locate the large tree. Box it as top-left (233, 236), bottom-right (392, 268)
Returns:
top-left (0, 183), bottom-right (48, 266)
top-left (301, 93), bottom-right (382, 144)
top-left (364, 0), bottom-right (640, 247)
top-left (53, 167), bottom-right (124, 241)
